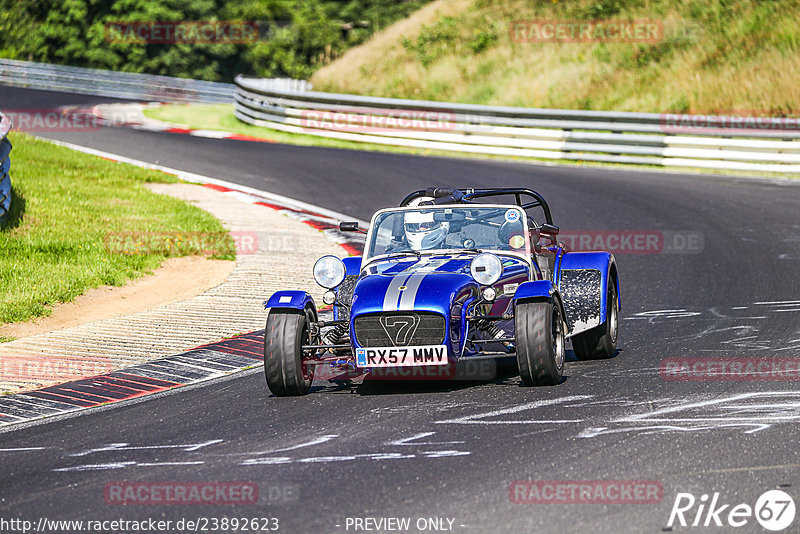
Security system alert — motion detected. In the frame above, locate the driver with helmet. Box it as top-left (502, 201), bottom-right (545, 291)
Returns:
top-left (403, 197), bottom-right (450, 250)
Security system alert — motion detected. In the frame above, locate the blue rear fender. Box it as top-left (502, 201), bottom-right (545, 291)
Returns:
top-left (556, 251), bottom-right (619, 336)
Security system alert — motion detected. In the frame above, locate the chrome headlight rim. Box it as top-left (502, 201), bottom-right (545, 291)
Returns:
top-left (470, 252), bottom-right (503, 287)
top-left (313, 255), bottom-right (346, 289)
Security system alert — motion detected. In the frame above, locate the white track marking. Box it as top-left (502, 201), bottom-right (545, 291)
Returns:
top-left (256, 434), bottom-right (339, 454)
top-left (577, 423), bottom-right (771, 438)
top-left (297, 456), bottom-right (358, 463)
top-left (579, 392), bottom-right (800, 438)
top-left (421, 450), bottom-right (471, 458)
top-left (136, 461), bottom-right (205, 467)
top-left (434, 395), bottom-right (592, 425)
top-left (240, 450), bottom-right (466, 466)
top-left (357, 452), bottom-right (417, 460)
top-left (240, 457), bottom-right (293, 466)
top-left (616, 392), bottom-right (800, 423)
top-left (70, 443), bottom-right (128, 457)
top-left (70, 440), bottom-right (222, 457)
top-left (386, 432), bottom-right (465, 446)
top-left (54, 462), bottom-right (136, 472)
top-left (154, 439), bottom-right (224, 452)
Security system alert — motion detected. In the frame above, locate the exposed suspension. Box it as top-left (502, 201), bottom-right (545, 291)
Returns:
top-left (324, 321), bottom-right (349, 345)
top-left (475, 319), bottom-right (506, 339)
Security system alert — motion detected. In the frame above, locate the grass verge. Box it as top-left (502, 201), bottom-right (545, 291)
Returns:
top-left (0, 133), bottom-right (234, 324)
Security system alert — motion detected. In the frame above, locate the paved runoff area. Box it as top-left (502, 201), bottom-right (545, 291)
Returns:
top-left (0, 183), bottom-right (344, 398)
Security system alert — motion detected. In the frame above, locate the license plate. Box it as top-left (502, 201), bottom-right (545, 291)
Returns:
top-left (355, 345), bottom-right (448, 368)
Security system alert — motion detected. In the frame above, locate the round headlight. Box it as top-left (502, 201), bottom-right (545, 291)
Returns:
top-left (470, 253), bottom-right (503, 286)
top-left (482, 287), bottom-right (497, 302)
top-left (313, 255), bottom-right (346, 289)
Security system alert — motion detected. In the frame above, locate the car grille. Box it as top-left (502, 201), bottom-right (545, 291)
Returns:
top-left (354, 312), bottom-right (446, 348)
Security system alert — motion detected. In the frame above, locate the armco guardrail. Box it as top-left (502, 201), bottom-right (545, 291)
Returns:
top-left (0, 111), bottom-right (12, 223)
top-left (234, 75), bottom-right (800, 174)
top-left (0, 58), bottom-right (233, 103)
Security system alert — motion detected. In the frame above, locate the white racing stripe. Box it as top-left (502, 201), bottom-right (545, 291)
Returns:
top-left (381, 258), bottom-right (451, 312)
top-left (382, 258), bottom-right (430, 311)
top-left (382, 271), bottom-right (415, 312)
top-left (398, 259), bottom-right (450, 310)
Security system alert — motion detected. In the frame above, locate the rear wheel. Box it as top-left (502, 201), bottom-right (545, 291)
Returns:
top-left (571, 276), bottom-right (618, 360)
top-left (515, 301), bottom-right (565, 386)
top-left (264, 309), bottom-right (315, 396)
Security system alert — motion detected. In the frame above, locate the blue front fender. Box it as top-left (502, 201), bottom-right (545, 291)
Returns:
top-left (514, 279), bottom-right (557, 302)
top-left (264, 290), bottom-right (317, 316)
top-left (512, 280), bottom-right (568, 333)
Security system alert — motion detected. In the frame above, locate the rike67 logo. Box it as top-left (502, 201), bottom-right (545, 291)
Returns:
top-left (667, 490), bottom-right (795, 531)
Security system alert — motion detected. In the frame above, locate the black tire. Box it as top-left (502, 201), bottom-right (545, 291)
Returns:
top-left (571, 276), bottom-right (618, 360)
top-left (515, 301), bottom-right (565, 386)
top-left (264, 310), bottom-right (314, 396)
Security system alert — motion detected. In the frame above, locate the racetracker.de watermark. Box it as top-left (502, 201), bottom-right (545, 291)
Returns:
top-left (0, 355), bottom-right (111, 383)
top-left (510, 19), bottom-right (663, 43)
top-left (104, 481), bottom-right (258, 505)
top-left (2, 109), bottom-right (100, 133)
top-left (104, 21), bottom-right (259, 44)
top-left (104, 231), bottom-right (262, 256)
top-left (661, 358), bottom-right (800, 381)
top-left (509, 480), bottom-right (663, 504)
top-left (557, 230), bottom-right (703, 254)
top-left (299, 108), bottom-right (457, 134)
top-left (660, 112), bottom-right (800, 135)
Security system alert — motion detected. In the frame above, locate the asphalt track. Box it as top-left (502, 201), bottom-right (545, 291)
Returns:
top-left (2, 87), bottom-right (800, 533)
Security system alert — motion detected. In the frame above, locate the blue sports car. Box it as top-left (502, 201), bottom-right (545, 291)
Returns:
top-left (263, 187), bottom-right (620, 396)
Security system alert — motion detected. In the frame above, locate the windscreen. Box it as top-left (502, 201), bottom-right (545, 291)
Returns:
top-left (365, 206), bottom-right (528, 260)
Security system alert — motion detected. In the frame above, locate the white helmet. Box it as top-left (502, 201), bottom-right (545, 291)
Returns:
top-left (404, 197), bottom-right (449, 250)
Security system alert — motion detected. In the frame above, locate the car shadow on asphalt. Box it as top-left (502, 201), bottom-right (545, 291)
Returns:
top-left (314, 358), bottom-right (572, 395)
top-left (303, 347), bottom-right (624, 395)
top-left (565, 347), bottom-right (623, 363)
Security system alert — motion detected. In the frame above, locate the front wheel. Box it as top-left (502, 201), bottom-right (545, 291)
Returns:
top-left (571, 276), bottom-right (618, 360)
top-left (264, 310), bottom-right (315, 396)
top-left (515, 301), bottom-right (565, 386)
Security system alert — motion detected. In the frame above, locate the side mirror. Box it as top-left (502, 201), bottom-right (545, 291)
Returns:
top-left (339, 221), bottom-right (366, 233)
top-left (540, 223), bottom-right (559, 236)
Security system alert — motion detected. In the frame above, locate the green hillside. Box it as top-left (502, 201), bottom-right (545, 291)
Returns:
top-left (311, 0), bottom-right (800, 114)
